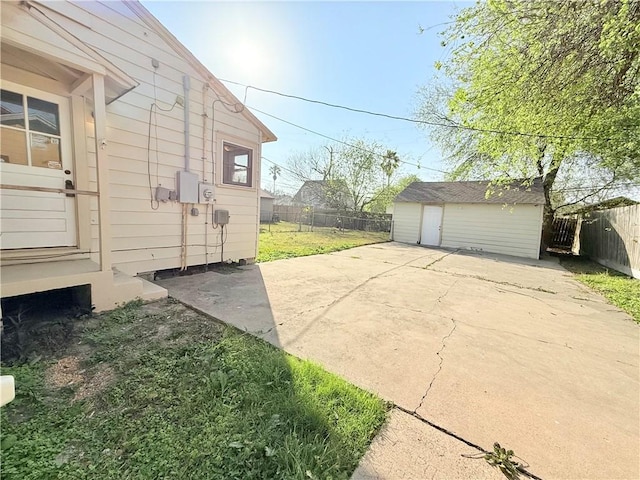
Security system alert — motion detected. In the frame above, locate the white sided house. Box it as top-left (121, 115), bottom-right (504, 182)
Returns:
top-left (0, 1), bottom-right (276, 311)
top-left (392, 179), bottom-right (545, 259)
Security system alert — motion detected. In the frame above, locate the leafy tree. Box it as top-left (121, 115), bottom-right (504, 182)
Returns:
top-left (287, 139), bottom-right (405, 212)
top-left (367, 174), bottom-right (422, 214)
top-left (337, 139), bottom-right (387, 211)
top-left (417, 0), bottom-right (640, 246)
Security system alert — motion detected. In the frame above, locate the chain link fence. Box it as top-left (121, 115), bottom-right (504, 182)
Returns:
top-left (262, 205), bottom-right (392, 233)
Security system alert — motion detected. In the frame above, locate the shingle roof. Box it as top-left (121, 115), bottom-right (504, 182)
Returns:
top-left (259, 189), bottom-right (275, 199)
top-left (395, 178), bottom-right (544, 205)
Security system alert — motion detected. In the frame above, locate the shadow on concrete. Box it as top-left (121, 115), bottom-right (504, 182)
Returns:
top-left (156, 264), bottom-right (282, 348)
top-left (154, 243), bottom-right (640, 480)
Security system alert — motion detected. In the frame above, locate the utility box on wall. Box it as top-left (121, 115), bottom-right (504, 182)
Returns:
top-left (198, 183), bottom-right (214, 203)
top-left (214, 209), bottom-right (229, 225)
top-left (176, 170), bottom-right (199, 204)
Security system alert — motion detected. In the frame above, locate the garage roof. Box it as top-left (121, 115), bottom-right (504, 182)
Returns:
top-left (395, 178), bottom-right (544, 205)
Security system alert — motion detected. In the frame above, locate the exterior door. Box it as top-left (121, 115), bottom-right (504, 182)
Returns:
top-left (420, 205), bottom-right (442, 246)
top-left (0, 82), bottom-right (76, 249)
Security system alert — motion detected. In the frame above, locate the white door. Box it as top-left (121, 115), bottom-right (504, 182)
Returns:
top-left (420, 205), bottom-right (442, 246)
top-left (0, 81), bottom-right (76, 249)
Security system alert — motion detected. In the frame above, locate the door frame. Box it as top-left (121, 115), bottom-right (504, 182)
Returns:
top-left (419, 204), bottom-right (444, 246)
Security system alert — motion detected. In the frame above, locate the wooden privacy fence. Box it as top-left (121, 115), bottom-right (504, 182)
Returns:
top-left (577, 204), bottom-right (640, 278)
top-left (272, 205), bottom-right (392, 232)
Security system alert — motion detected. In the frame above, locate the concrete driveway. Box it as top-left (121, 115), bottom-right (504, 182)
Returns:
top-left (157, 242), bottom-right (639, 479)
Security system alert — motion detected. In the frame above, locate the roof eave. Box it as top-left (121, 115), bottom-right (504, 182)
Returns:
top-left (28, 1), bottom-right (139, 98)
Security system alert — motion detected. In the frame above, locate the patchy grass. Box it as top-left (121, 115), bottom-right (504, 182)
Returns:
top-left (561, 257), bottom-right (640, 323)
top-left (258, 221), bottom-right (389, 262)
top-left (1, 300), bottom-right (388, 479)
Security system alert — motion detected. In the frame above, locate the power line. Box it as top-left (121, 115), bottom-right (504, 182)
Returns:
top-left (220, 78), bottom-right (614, 142)
top-left (250, 106), bottom-right (449, 174)
top-left (261, 156), bottom-right (300, 178)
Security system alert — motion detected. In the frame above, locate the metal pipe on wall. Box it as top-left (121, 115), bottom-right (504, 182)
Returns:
top-left (201, 83), bottom-right (209, 181)
top-left (180, 75), bottom-right (191, 270)
top-left (183, 75), bottom-right (191, 172)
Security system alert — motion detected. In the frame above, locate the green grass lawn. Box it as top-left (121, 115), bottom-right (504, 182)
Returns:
top-left (561, 257), bottom-right (640, 323)
top-left (0, 300), bottom-right (387, 479)
top-left (258, 221), bottom-right (389, 262)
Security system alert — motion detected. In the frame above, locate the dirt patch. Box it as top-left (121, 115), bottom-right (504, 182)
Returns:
top-left (46, 355), bottom-right (115, 401)
top-left (74, 364), bottom-right (115, 401)
top-left (47, 356), bottom-right (83, 388)
top-left (153, 324), bottom-right (171, 341)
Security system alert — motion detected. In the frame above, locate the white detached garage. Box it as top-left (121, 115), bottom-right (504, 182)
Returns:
top-left (392, 179), bottom-right (545, 259)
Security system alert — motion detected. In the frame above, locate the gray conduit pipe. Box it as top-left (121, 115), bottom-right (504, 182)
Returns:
top-left (183, 75), bottom-right (191, 172)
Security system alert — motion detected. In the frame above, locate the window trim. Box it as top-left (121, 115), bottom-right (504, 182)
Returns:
top-left (1, 87), bottom-right (64, 170)
top-left (222, 141), bottom-right (253, 187)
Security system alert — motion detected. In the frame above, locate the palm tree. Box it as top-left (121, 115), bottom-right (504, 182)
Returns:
top-left (269, 164), bottom-right (281, 193)
top-left (381, 150), bottom-right (400, 188)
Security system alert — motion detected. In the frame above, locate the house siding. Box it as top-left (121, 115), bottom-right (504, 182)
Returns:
top-left (441, 203), bottom-right (542, 259)
top-left (40, 1), bottom-right (264, 275)
top-left (391, 202), bottom-right (421, 244)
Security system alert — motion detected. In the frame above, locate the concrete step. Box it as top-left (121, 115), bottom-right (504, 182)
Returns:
top-left (111, 270), bottom-right (167, 303)
top-left (140, 277), bottom-right (168, 302)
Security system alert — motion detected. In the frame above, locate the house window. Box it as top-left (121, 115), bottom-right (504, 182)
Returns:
top-left (223, 142), bottom-right (252, 187)
top-left (1, 89), bottom-right (62, 169)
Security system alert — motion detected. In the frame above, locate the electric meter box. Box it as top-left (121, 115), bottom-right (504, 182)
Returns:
top-left (214, 209), bottom-right (229, 225)
top-left (198, 182), bottom-right (214, 203)
top-left (176, 170), bottom-right (199, 204)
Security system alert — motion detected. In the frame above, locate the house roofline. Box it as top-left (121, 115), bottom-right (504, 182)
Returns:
top-left (25, 1), bottom-right (139, 94)
top-left (124, 1), bottom-right (277, 143)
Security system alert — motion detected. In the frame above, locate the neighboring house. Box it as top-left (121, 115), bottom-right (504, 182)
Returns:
top-left (0, 1), bottom-right (276, 312)
top-left (293, 180), bottom-right (352, 209)
top-left (259, 189), bottom-right (274, 222)
top-left (274, 193), bottom-right (294, 206)
top-left (392, 179), bottom-right (544, 259)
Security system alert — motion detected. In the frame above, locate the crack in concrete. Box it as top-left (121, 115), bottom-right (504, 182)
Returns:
top-left (453, 319), bottom-right (638, 368)
top-left (283, 251), bottom-right (445, 347)
top-left (250, 250), bottom-right (454, 344)
top-left (412, 280), bottom-right (459, 413)
top-left (393, 406), bottom-right (545, 480)
top-left (494, 287), bottom-right (558, 310)
top-left (413, 317), bottom-right (457, 413)
top-left (454, 319), bottom-right (572, 349)
top-left (428, 269), bottom-right (558, 295)
top-left (422, 249), bottom-right (459, 269)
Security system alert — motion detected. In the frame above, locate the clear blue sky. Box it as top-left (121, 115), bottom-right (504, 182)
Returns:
top-left (142, 1), bottom-right (470, 194)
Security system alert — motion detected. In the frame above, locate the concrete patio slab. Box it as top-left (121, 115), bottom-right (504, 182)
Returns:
top-left (156, 242), bottom-right (640, 479)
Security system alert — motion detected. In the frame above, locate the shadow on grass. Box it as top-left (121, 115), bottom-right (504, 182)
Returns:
top-left (0, 297), bottom-right (387, 480)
